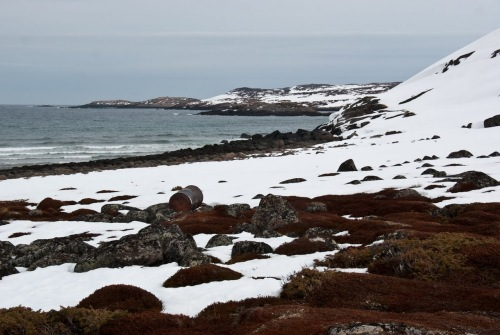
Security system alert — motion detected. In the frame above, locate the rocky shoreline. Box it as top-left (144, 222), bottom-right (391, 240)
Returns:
top-left (0, 129), bottom-right (335, 180)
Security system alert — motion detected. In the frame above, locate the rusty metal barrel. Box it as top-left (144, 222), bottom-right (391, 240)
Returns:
top-left (169, 185), bottom-right (204, 211)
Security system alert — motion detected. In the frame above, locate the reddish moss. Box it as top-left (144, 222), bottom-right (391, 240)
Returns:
top-left (99, 312), bottom-right (190, 335)
top-left (108, 195), bottom-right (138, 202)
top-left (226, 253), bottom-right (270, 264)
top-left (78, 198), bottom-right (105, 205)
top-left (77, 284), bottom-right (162, 313)
top-left (163, 264), bottom-right (243, 288)
top-left (8, 232), bottom-right (31, 238)
top-left (274, 238), bottom-right (334, 256)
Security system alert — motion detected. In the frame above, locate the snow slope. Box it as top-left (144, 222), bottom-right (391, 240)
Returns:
top-left (0, 30), bottom-right (499, 316)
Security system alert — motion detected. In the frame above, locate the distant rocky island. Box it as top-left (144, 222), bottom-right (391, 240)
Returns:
top-left (76, 83), bottom-right (399, 116)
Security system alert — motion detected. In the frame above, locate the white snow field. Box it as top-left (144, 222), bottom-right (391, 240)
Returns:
top-left (0, 29), bottom-right (499, 316)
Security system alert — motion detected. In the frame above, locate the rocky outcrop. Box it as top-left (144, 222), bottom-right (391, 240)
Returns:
top-left (0, 129), bottom-right (337, 180)
top-left (446, 171), bottom-right (500, 193)
top-left (13, 237), bottom-right (96, 271)
top-left (74, 224), bottom-right (209, 272)
top-left (327, 322), bottom-right (448, 335)
top-left (251, 194), bottom-right (298, 232)
top-left (0, 241), bottom-right (18, 279)
top-left (205, 234), bottom-right (235, 248)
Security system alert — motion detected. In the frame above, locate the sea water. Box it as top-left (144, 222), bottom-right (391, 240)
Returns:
top-left (0, 105), bottom-right (328, 169)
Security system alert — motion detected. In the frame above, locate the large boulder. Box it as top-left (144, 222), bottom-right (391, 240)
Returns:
top-left (0, 241), bottom-right (18, 279)
top-left (74, 224), bottom-right (209, 272)
top-left (447, 150), bottom-right (473, 158)
top-left (251, 194), bottom-right (298, 231)
top-left (145, 203), bottom-right (176, 224)
top-left (337, 159), bottom-right (357, 172)
top-left (226, 203), bottom-right (251, 218)
top-left (13, 237), bottom-right (96, 271)
top-left (447, 171), bottom-right (500, 193)
top-left (484, 114), bottom-right (500, 128)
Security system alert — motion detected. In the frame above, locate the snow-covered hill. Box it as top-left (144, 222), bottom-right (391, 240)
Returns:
top-left (323, 29), bottom-right (500, 136)
top-left (203, 83), bottom-right (397, 110)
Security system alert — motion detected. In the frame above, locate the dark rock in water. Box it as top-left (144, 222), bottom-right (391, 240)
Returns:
top-left (484, 114), bottom-right (500, 128)
top-left (205, 234), bottom-right (235, 248)
top-left (251, 194), bottom-right (298, 232)
top-left (326, 322), bottom-right (446, 335)
top-left (305, 202), bottom-right (327, 213)
top-left (226, 203), bottom-right (251, 218)
top-left (447, 171), bottom-right (500, 193)
top-left (447, 150), bottom-right (473, 159)
top-left (337, 159), bottom-right (357, 172)
top-left (360, 166), bottom-right (373, 171)
top-left (393, 175), bottom-right (407, 180)
top-left (361, 175), bottom-right (383, 182)
top-left (231, 241), bottom-right (273, 257)
top-left (280, 178), bottom-right (306, 184)
top-left (13, 237), bottom-right (96, 271)
top-left (0, 241), bottom-right (18, 279)
top-left (394, 188), bottom-right (422, 198)
top-left (240, 133), bottom-right (251, 139)
top-left (74, 224), bottom-right (209, 272)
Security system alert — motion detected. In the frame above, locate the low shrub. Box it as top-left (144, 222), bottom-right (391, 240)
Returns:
top-left (274, 238), bottom-right (335, 256)
top-left (99, 312), bottom-right (190, 335)
top-left (163, 264), bottom-right (243, 288)
top-left (48, 307), bottom-right (126, 334)
top-left (76, 284), bottom-right (162, 313)
top-left (368, 233), bottom-right (499, 283)
top-left (226, 253), bottom-right (270, 265)
top-left (0, 307), bottom-right (125, 335)
top-left (280, 268), bottom-right (324, 300)
top-left (315, 246), bottom-right (375, 268)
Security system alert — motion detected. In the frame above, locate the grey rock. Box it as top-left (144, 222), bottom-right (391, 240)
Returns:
top-left (231, 241), bottom-right (273, 257)
top-left (447, 149), bottom-right (473, 158)
top-left (303, 227), bottom-right (339, 250)
top-left (125, 210), bottom-right (149, 223)
top-left (226, 203), bottom-right (251, 218)
top-left (484, 114), bottom-right (500, 128)
top-left (327, 322), bottom-right (449, 335)
top-left (447, 171), bottom-right (500, 193)
top-left (347, 180), bottom-right (361, 185)
top-left (13, 237), bottom-right (96, 271)
top-left (421, 168), bottom-right (446, 177)
top-left (254, 230), bottom-right (282, 238)
top-left (101, 204), bottom-right (139, 214)
top-left (337, 159), bottom-right (357, 172)
top-left (394, 188), bottom-right (422, 198)
top-left (72, 213), bottom-right (114, 223)
top-left (489, 151), bottom-right (500, 157)
top-left (279, 178), bottom-right (306, 184)
top-left (205, 234), bottom-right (235, 248)
top-left (360, 166), bottom-right (373, 171)
top-left (74, 224), bottom-right (209, 272)
top-left (393, 175), bottom-right (407, 179)
top-left (232, 222), bottom-right (260, 234)
top-left (251, 194), bottom-right (298, 232)
top-left (361, 175), bottom-right (383, 182)
top-left (305, 202), bottom-right (327, 213)
top-left (28, 209), bottom-right (43, 217)
top-left (0, 241), bottom-right (18, 279)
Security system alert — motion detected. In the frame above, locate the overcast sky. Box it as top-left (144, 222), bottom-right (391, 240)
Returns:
top-left (1, 0), bottom-right (499, 104)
